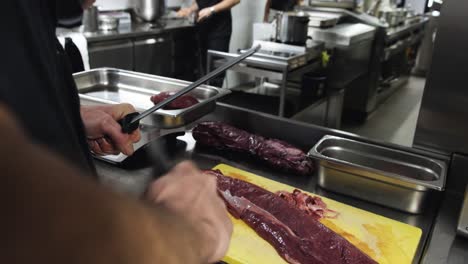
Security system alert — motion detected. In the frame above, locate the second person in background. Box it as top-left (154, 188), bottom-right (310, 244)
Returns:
top-left (264, 0), bottom-right (304, 22)
top-left (178, 0), bottom-right (241, 86)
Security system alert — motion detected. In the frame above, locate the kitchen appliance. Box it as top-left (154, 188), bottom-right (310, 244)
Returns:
top-left (309, 135), bottom-right (447, 213)
top-left (239, 40), bottom-right (321, 70)
top-left (215, 164), bottom-right (422, 264)
top-left (134, 0), bottom-right (166, 22)
top-left (82, 5), bottom-right (99, 32)
top-left (275, 12), bottom-right (310, 45)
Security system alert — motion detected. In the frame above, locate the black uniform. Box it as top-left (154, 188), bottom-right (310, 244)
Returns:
top-left (271, 0), bottom-right (297, 11)
top-left (196, 0), bottom-right (232, 84)
top-left (0, 0), bottom-right (95, 175)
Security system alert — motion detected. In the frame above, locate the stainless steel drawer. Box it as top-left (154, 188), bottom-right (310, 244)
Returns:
top-left (134, 35), bottom-right (173, 77)
top-left (88, 40), bottom-right (134, 70)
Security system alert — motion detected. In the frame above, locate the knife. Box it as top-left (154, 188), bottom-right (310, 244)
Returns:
top-left (118, 44), bottom-right (262, 134)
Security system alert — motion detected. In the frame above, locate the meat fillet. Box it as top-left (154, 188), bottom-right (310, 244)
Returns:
top-left (193, 122), bottom-right (314, 175)
top-left (220, 190), bottom-right (326, 264)
top-left (150, 92), bottom-right (199, 109)
top-left (207, 170), bottom-right (377, 264)
top-left (277, 189), bottom-right (339, 220)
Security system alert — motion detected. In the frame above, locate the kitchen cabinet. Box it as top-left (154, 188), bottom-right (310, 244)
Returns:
top-left (87, 28), bottom-right (200, 80)
top-left (88, 40), bottom-right (133, 70)
top-left (134, 34), bottom-right (173, 76)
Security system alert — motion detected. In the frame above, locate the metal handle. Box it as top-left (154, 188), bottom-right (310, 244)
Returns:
top-left (117, 112), bottom-right (140, 133)
top-left (134, 37), bottom-right (167, 46)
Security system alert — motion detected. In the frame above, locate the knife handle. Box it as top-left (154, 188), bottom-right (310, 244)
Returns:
top-left (118, 112), bottom-right (141, 134)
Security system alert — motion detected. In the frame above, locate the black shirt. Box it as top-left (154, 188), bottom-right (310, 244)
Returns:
top-left (271, 0), bottom-right (297, 11)
top-left (196, 0), bottom-right (232, 38)
top-left (0, 0), bottom-right (95, 175)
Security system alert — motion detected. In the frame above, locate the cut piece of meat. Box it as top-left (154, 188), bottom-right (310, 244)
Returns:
top-left (193, 122), bottom-right (314, 175)
top-left (277, 189), bottom-right (339, 220)
top-left (220, 190), bottom-right (326, 264)
top-left (207, 170), bottom-right (377, 264)
top-left (150, 92), bottom-right (199, 110)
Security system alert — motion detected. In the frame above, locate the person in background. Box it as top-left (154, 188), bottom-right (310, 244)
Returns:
top-left (0, 0), bottom-right (232, 262)
top-left (264, 0), bottom-right (304, 22)
top-left (177, 0), bottom-right (241, 86)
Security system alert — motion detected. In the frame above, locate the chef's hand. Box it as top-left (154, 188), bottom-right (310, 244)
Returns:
top-left (80, 104), bottom-right (141, 156)
top-left (146, 162), bottom-right (232, 263)
top-left (82, 0), bottom-right (96, 9)
top-left (177, 7), bottom-right (194, 18)
top-left (198, 7), bottom-right (214, 22)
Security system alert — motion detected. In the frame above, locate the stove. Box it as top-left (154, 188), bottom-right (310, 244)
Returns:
top-left (240, 40), bottom-right (323, 70)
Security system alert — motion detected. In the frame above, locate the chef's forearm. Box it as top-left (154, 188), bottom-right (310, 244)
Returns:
top-left (264, 0), bottom-right (271, 22)
top-left (0, 110), bottom-right (199, 263)
top-left (213, 0), bottom-right (240, 13)
top-left (190, 0), bottom-right (199, 12)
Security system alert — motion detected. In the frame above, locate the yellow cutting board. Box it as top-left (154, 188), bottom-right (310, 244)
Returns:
top-left (215, 164), bottom-right (422, 264)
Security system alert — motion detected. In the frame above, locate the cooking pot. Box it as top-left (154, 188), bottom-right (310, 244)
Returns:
top-left (134, 0), bottom-right (166, 22)
top-left (275, 12), bottom-right (310, 45)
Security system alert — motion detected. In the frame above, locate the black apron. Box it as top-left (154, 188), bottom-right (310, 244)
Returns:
top-left (271, 0), bottom-right (297, 11)
top-left (0, 0), bottom-right (96, 175)
top-left (195, 0), bottom-right (232, 82)
top-left (196, 0), bottom-right (232, 39)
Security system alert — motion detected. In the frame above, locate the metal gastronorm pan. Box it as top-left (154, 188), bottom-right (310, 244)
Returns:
top-left (308, 135), bottom-right (447, 214)
top-left (74, 68), bottom-right (231, 129)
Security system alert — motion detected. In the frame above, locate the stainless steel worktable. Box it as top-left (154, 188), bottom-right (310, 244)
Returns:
top-left (385, 18), bottom-right (429, 44)
top-left (84, 18), bottom-right (194, 43)
top-left (94, 103), bottom-right (465, 264)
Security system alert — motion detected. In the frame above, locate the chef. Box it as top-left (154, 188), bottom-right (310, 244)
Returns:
top-left (0, 0), bottom-right (231, 262)
top-left (177, 0), bottom-right (240, 86)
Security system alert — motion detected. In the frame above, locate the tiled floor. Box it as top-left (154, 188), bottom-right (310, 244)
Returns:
top-left (342, 77), bottom-right (426, 147)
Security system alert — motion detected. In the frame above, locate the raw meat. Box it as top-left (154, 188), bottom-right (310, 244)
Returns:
top-left (193, 122), bottom-right (314, 175)
top-left (220, 190), bottom-right (327, 264)
top-left (150, 92), bottom-right (199, 110)
top-left (277, 189), bottom-right (339, 220)
top-left (207, 170), bottom-right (377, 264)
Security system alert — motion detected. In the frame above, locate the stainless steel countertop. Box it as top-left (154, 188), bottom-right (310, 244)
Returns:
top-left (386, 17), bottom-right (429, 43)
top-left (84, 18), bottom-right (194, 43)
top-left (421, 191), bottom-right (468, 264)
top-left (89, 103), bottom-right (467, 264)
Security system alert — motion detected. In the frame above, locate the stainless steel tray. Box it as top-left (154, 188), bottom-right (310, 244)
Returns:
top-left (308, 16), bottom-right (339, 28)
top-left (74, 68), bottom-right (230, 129)
top-left (308, 135), bottom-right (447, 214)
